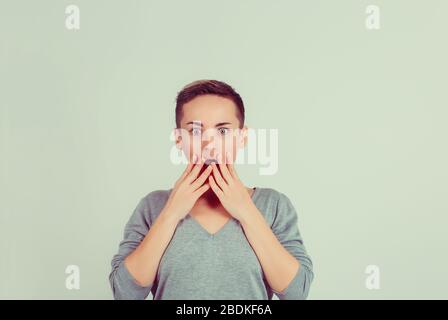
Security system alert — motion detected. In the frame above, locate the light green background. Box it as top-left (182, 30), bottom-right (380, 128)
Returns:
top-left (1, 0), bottom-right (447, 299)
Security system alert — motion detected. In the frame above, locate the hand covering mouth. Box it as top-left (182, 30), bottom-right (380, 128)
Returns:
top-left (198, 158), bottom-right (219, 177)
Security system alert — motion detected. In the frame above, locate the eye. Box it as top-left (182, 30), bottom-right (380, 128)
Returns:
top-left (218, 127), bottom-right (229, 135)
top-left (190, 128), bottom-right (202, 136)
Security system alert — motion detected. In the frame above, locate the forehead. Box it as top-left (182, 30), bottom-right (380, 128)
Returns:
top-left (181, 94), bottom-right (238, 126)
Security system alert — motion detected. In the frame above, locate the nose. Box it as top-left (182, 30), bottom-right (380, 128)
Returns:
top-left (198, 129), bottom-right (223, 162)
top-left (201, 143), bottom-right (217, 161)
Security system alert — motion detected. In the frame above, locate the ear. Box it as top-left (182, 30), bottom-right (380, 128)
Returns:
top-left (173, 128), bottom-right (183, 150)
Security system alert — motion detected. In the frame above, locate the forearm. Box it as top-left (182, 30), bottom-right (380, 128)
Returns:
top-left (239, 204), bottom-right (300, 293)
top-left (124, 210), bottom-right (179, 287)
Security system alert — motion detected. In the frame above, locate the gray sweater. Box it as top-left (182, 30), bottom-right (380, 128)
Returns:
top-left (109, 187), bottom-right (314, 300)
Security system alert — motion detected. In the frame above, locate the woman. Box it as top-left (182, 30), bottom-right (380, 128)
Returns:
top-left (109, 80), bottom-right (314, 300)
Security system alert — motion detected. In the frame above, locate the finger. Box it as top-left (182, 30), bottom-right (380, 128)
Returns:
top-left (185, 159), bottom-right (205, 184)
top-left (177, 154), bottom-right (197, 184)
top-left (208, 176), bottom-right (224, 198)
top-left (225, 151), bottom-right (240, 181)
top-left (217, 153), bottom-right (233, 184)
top-left (176, 164), bottom-right (195, 187)
top-left (193, 183), bottom-right (210, 199)
top-left (191, 165), bottom-right (213, 190)
top-left (211, 163), bottom-right (228, 191)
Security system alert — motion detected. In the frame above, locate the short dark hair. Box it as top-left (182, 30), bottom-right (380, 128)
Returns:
top-left (175, 80), bottom-right (245, 129)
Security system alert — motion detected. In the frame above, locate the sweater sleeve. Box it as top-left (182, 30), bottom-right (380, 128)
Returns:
top-left (270, 192), bottom-right (314, 300)
top-left (109, 197), bottom-right (153, 300)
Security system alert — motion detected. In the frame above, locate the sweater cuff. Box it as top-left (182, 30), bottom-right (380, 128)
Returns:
top-left (115, 261), bottom-right (153, 297)
top-left (273, 263), bottom-right (310, 300)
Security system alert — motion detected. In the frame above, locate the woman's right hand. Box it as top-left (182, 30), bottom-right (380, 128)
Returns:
top-left (161, 154), bottom-right (213, 222)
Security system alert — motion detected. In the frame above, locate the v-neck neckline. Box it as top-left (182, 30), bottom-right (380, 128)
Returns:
top-left (186, 187), bottom-right (260, 238)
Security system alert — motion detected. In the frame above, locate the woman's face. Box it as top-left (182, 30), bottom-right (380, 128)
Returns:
top-left (175, 94), bottom-right (247, 165)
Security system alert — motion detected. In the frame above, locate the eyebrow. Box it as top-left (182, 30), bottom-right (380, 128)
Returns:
top-left (186, 121), bottom-right (232, 127)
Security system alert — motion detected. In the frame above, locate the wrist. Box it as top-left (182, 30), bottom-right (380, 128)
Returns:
top-left (237, 202), bottom-right (259, 226)
top-left (158, 208), bottom-right (182, 226)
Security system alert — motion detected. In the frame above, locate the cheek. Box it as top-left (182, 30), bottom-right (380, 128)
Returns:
top-left (182, 144), bottom-right (190, 155)
top-left (219, 136), bottom-right (239, 158)
top-left (184, 137), bottom-right (203, 159)
top-left (221, 136), bottom-right (237, 151)
top-left (178, 140), bottom-right (193, 160)
top-left (179, 134), bottom-right (197, 151)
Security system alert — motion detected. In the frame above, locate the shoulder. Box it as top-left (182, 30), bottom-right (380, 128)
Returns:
top-left (133, 188), bottom-right (173, 225)
top-left (254, 187), bottom-right (292, 205)
top-left (254, 187), bottom-right (296, 226)
top-left (141, 188), bottom-right (172, 205)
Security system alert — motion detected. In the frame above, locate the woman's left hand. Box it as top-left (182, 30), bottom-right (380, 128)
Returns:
top-left (208, 152), bottom-right (256, 221)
